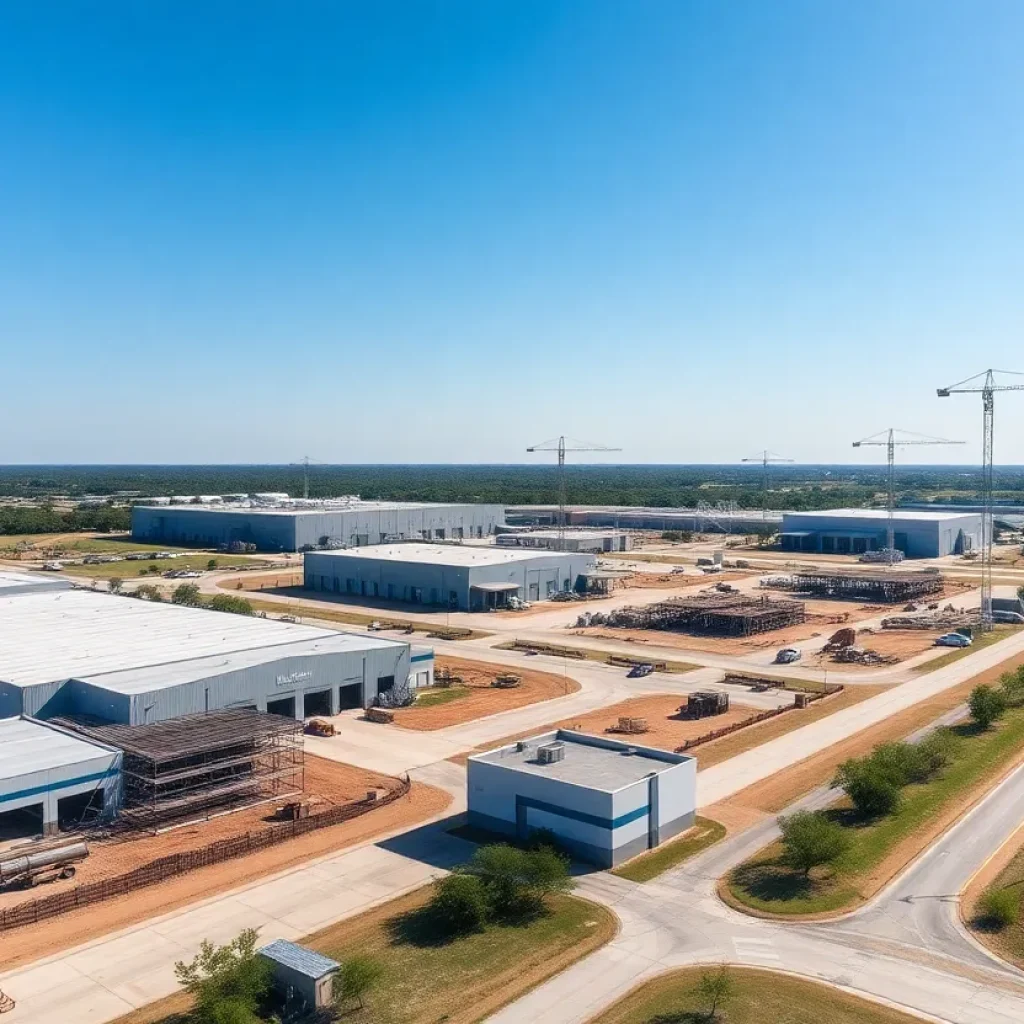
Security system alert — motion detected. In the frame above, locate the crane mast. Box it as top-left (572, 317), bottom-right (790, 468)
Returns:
top-left (740, 450), bottom-right (793, 522)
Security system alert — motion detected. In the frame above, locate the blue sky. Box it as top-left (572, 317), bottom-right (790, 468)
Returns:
top-left (2, 2), bottom-right (1022, 465)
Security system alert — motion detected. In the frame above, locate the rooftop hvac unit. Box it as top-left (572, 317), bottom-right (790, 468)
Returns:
top-left (537, 742), bottom-right (565, 765)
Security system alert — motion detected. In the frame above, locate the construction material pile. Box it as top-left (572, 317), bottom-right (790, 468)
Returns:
top-left (823, 627), bottom-right (857, 651)
top-left (683, 691), bottom-right (730, 718)
top-left (765, 569), bottom-right (943, 604)
top-left (832, 646), bottom-right (898, 665)
top-left (881, 607), bottom-right (976, 631)
top-left (578, 592), bottom-right (806, 637)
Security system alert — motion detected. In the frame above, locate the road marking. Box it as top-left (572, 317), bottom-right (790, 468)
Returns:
top-left (733, 937), bottom-right (781, 962)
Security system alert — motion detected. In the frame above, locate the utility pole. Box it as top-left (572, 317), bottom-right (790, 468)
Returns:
top-left (741, 450), bottom-right (793, 521)
top-left (852, 429), bottom-right (963, 566)
top-left (937, 369), bottom-right (1024, 628)
top-left (527, 436), bottom-right (622, 550)
top-left (289, 456), bottom-right (322, 500)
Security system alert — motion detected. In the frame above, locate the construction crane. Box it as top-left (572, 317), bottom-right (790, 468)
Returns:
top-left (526, 436), bottom-right (622, 550)
top-left (937, 369), bottom-right (1024, 628)
top-left (740, 450), bottom-right (793, 522)
top-left (289, 456), bottom-right (325, 500)
top-left (852, 429), bottom-right (963, 566)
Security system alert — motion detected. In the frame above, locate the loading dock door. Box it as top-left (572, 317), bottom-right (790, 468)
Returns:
top-left (302, 689), bottom-right (332, 718)
top-left (266, 696), bottom-right (296, 718)
top-left (338, 683), bottom-right (362, 710)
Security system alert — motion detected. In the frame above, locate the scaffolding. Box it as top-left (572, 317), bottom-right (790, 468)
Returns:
top-left (54, 709), bottom-right (304, 830)
top-left (606, 593), bottom-right (805, 637)
top-left (776, 570), bottom-right (944, 604)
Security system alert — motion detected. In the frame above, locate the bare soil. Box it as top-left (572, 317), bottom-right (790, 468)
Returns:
top-left (575, 623), bottom-right (830, 655)
top-left (0, 776), bottom-right (450, 970)
top-left (391, 656), bottom-right (580, 731)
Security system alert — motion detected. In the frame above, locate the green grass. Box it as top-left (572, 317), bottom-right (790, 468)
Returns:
top-left (413, 685), bottom-right (472, 708)
top-left (61, 554), bottom-right (266, 579)
top-left (590, 966), bottom-right (929, 1024)
top-left (915, 625), bottom-right (1024, 672)
top-left (0, 533), bottom-right (196, 554)
top-left (727, 707), bottom-right (1024, 916)
top-left (967, 839), bottom-right (1024, 967)
top-left (111, 888), bottom-right (616, 1024)
top-left (611, 817), bottom-right (726, 882)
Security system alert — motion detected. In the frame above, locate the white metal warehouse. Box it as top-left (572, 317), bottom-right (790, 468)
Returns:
top-left (131, 499), bottom-right (505, 552)
top-left (467, 730), bottom-right (696, 867)
top-left (304, 543), bottom-right (598, 611)
top-left (0, 717), bottom-right (122, 836)
top-left (0, 576), bottom-right (421, 723)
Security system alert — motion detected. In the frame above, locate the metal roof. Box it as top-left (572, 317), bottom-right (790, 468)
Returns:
top-left (0, 717), bottom-right (117, 781)
top-left (471, 730), bottom-right (689, 792)
top-left (0, 571), bottom-right (72, 597)
top-left (784, 508), bottom-right (977, 522)
top-left (0, 589), bottom-right (406, 690)
top-left (470, 581), bottom-right (522, 592)
top-left (258, 939), bottom-right (339, 978)
top-left (311, 543), bottom-right (591, 568)
top-left (135, 500), bottom-right (496, 517)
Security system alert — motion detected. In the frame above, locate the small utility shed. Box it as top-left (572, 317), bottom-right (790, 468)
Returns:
top-left (258, 939), bottom-right (339, 1010)
top-left (467, 730), bottom-right (696, 867)
top-left (0, 717), bottom-right (121, 837)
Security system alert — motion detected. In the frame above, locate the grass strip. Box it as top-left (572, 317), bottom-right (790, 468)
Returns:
top-left (412, 685), bottom-right (472, 708)
top-left (111, 888), bottom-right (615, 1024)
top-left (492, 639), bottom-right (699, 674)
top-left (914, 625), bottom-right (1024, 672)
top-left (726, 707), bottom-right (1024, 916)
top-left (611, 817), bottom-right (726, 882)
top-left (590, 965), bottom-right (930, 1024)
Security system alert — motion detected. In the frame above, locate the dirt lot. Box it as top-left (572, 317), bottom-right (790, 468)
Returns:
top-left (621, 570), bottom-right (754, 590)
top-left (808, 628), bottom-right (947, 670)
top-left (705, 647), bottom-right (1024, 824)
top-left (575, 623), bottom-right (830, 656)
top-left (391, 656), bottom-right (580, 731)
top-left (0, 762), bottom-right (451, 970)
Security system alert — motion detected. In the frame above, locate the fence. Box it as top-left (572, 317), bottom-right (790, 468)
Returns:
top-left (674, 685), bottom-right (844, 753)
top-left (0, 776), bottom-right (411, 933)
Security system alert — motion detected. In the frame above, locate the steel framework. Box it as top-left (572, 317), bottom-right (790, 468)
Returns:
top-left (741, 450), bottom-right (793, 522)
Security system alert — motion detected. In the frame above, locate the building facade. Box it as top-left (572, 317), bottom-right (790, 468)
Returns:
top-left (0, 579), bottom-right (419, 723)
top-left (131, 501), bottom-right (505, 552)
top-left (304, 543), bottom-right (598, 611)
top-left (467, 730), bottom-right (696, 868)
top-left (495, 529), bottom-right (631, 553)
top-left (780, 509), bottom-right (982, 558)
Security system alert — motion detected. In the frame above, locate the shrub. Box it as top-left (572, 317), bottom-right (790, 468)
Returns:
top-left (914, 728), bottom-right (959, 779)
top-left (173, 928), bottom-right (271, 1024)
top-left (1000, 667), bottom-right (1024, 708)
top-left (834, 759), bottom-right (901, 818)
top-left (978, 887), bottom-right (1020, 929)
top-left (107, 577), bottom-right (124, 593)
top-left (467, 843), bottom-right (573, 917)
top-left (778, 810), bottom-right (850, 876)
top-left (208, 594), bottom-right (254, 616)
top-left (335, 954), bottom-right (383, 1011)
top-left (172, 583), bottom-right (202, 606)
top-left (867, 742), bottom-right (925, 788)
top-left (969, 685), bottom-right (1006, 729)
top-left (428, 874), bottom-right (489, 934)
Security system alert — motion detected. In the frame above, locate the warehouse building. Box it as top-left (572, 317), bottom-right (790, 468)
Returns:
top-left (131, 499), bottom-right (505, 552)
top-left (0, 577), bottom-right (417, 723)
top-left (304, 543), bottom-right (598, 611)
top-left (505, 505), bottom-right (778, 534)
top-left (0, 717), bottom-right (122, 837)
top-left (780, 509), bottom-right (982, 558)
top-left (495, 529), bottom-right (631, 554)
top-left (467, 730), bottom-right (696, 867)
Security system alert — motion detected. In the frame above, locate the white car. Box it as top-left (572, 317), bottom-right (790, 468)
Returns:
top-left (775, 647), bottom-right (802, 664)
top-left (935, 633), bottom-right (972, 648)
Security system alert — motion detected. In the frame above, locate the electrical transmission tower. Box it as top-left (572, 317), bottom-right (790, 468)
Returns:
top-left (740, 450), bottom-right (793, 521)
top-left (289, 456), bottom-right (324, 500)
top-left (851, 428), bottom-right (963, 566)
top-left (937, 369), bottom-right (1024, 628)
top-left (526, 436), bottom-right (622, 550)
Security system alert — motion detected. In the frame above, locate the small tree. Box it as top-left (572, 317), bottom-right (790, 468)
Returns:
top-left (208, 594), bottom-right (254, 616)
top-left (172, 583), bottom-right (202, 606)
top-left (969, 685), bottom-right (1006, 729)
top-left (107, 576), bottom-right (124, 593)
top-left (335, 954), bottom-right (383, 1012)
top-left (1000, 667), bottom-right (1024, 708)
top-left (466, 844), bottom-right (573, 917)
top-left (207, 558), bottom-right (218, 570)
top-left (691, 965), bottom-right (734, 1021)
top-left (173, 928), bottom-right (271, 1024)
top-left (428, 873), bottom-right (489, 934)
top-left (779, 810), bottom-right (850, 877)
top-left (979, 887), bottom-right (1020, 929)
top-left (834, 759), bottom-right (901, 818)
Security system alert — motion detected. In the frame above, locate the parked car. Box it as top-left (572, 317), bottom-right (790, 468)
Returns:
top-left (627, 663), bottom-right (654, 678)
top-left (935, 632), bottom-right (972, 648)
top-left (774, 647), bottom-right (802, 664)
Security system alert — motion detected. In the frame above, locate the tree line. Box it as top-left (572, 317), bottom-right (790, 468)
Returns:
top-left (0, 504), bottom-right (131, 536)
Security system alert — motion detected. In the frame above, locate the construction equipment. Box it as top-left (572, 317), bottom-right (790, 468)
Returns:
top-left (491, 673), bottom-right (521, 689)
top-left (684, 692), bottom-right (730, 719)
top-left (741, 450), bottom-right (794, 522)
top-left (275, 800), bottom-right (311, 821)
top-left (938, 369), bottom-right (1024, 629)
top-left (0, 842), bottom-right (89, 890)
top-left (851, 428), bottom-right (963, 565)
top-left (527, 436), bottom-right (622, 550)
top-left (304, 719), bottom-right (335, 737)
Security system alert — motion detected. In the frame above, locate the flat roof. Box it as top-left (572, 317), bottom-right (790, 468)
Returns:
top-left (259, 939), bottom-right (338, 979)
top-left (0, 717), bottom-right (117, 782)
top-left (471, 730), bottom-right (688, 792)
top-left (511, 529), bottom-right (626, 540)
top-left (0, 571), bottom-right (72, 597)
top-left (784, 508), bottom-right (977, 522)
top-left (310, 543), bottom-right (590, 568)
top-left (0, 589), bottom-right (406, 690)
top-left (135, 500), bottom-right (497, 517)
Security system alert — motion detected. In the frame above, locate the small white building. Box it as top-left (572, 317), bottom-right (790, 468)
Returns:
top-left (0, 717), bottom-right (122, 837)
top-left (467, 730), bottom-right (696, 868)
top-left (495, 529), bottom-right (631, 554)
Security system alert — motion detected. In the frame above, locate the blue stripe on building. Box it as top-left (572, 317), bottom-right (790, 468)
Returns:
top-left (516, 795), bottom-right (648, 831)
top-left (0, 769), bottom-right (119, 807)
